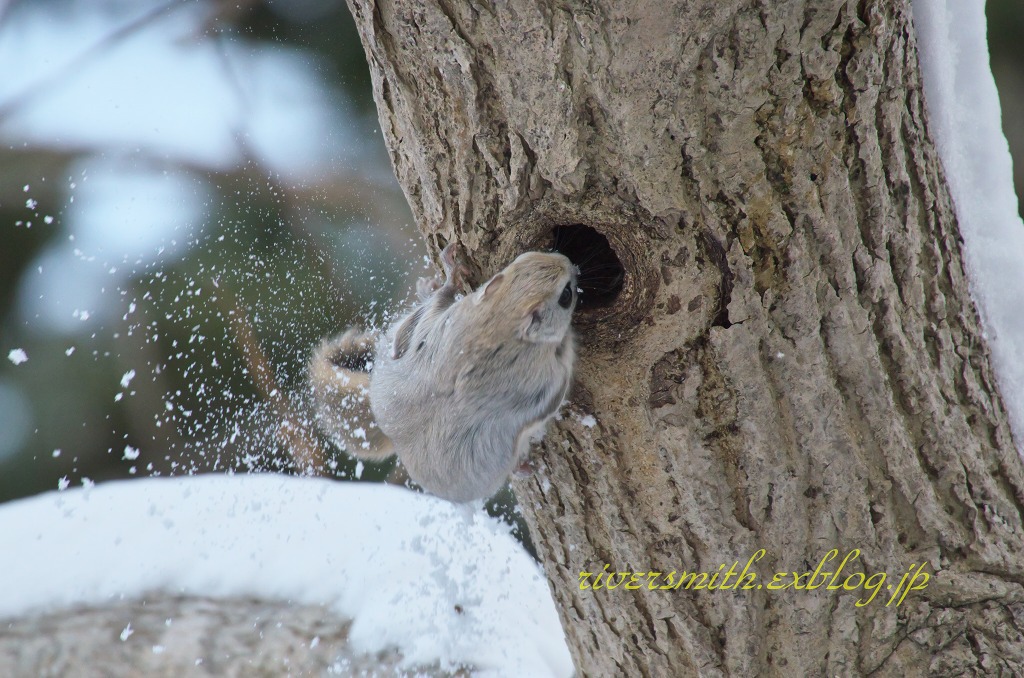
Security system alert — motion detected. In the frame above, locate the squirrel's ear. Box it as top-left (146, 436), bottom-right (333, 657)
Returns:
top-left (473, 272), bottom-right (505, 304)
top-left (391, 305), bottom-right (425, 359)
top-left (519, 303), bottom-right (544, 340)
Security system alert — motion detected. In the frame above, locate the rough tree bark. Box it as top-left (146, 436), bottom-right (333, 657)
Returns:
top-left (345, 0), bottom-right (1024, 675)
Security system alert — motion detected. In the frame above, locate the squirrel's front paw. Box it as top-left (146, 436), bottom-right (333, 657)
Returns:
top-left (513, 459), bottom-right (536, 477)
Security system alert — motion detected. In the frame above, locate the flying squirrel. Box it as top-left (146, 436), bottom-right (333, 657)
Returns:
top-left (308, 243), bottom-right (578, 502)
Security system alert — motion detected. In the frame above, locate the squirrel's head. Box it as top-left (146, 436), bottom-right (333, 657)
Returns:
top-left (474, 251), bottom-right (578, 343)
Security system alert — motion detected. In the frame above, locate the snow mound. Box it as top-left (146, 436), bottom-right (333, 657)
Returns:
top-left (0, 475), bottom-right (573, 677)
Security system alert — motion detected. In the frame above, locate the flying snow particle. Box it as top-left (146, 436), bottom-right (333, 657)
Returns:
top-left (120, 624), bottom-right (134, 641)
top-left (57, 476), bottom-right (70, 491)
top-left (52, 449), bottom-right (61, 458)
top-left (120, 370), bottom-right (136, 388)
top-left (355, 461), bottom-right (364, 480)
top-left (7, 349), bottom-right (28, 365)
top-left (123, 445), bottom-right (140, 461)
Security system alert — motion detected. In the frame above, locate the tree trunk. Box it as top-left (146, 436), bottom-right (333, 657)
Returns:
top-left (346, 0), bottom-right (1024, 674)
top-left (0, 598), bottom-right (438, 676)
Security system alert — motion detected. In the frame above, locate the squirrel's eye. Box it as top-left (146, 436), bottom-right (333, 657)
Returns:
top-left (558, 282), bottom-right (574, 309)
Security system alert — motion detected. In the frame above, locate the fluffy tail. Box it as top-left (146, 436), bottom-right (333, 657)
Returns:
top-left (308, 329), bottom-right (394, 460)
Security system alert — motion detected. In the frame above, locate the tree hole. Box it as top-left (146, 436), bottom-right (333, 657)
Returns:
top-left (551, 225), bottom-right (624, 311)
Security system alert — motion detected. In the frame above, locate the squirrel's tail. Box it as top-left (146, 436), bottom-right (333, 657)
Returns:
top-left (308, 328), bottom-right (395, 460)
